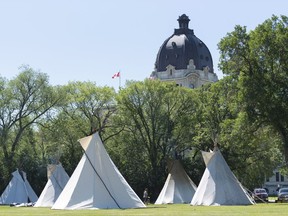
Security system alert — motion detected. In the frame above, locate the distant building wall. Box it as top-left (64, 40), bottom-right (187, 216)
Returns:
top-left (263, 169), bottom-right (288, 195)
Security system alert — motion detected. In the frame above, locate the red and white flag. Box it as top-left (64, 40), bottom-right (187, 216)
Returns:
top-left (112, 71), bottom-right (120, 79)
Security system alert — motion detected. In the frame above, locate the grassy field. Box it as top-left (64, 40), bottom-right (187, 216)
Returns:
top-left (1, 203), bottom-right (288, 216)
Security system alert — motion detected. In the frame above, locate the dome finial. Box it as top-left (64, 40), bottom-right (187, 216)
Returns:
top-left (177, 14), bottom-right (190, 29)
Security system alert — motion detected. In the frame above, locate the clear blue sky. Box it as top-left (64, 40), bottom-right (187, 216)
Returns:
top-left (0, 0), bottom-right (287, 90)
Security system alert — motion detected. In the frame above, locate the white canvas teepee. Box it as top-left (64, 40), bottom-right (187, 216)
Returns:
top-left (0, 169), bottom-right (38, 204)
top-left (191, 148), bottom-right (254, 206)
top-left (155, 160), bottom-right (197, 204)
top-left (34, 163), bottom-right (69, 207)
top-left (52, 132), bottom-right (146, 210)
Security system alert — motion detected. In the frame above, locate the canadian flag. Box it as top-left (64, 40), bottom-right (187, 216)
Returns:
top-left (112, 72), bottom-right (120, 79)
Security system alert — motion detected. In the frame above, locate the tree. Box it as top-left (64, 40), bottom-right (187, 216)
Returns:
top-left (59, 81), bottom-right (117, 138)
top-left (218, 15), bottom-right (288, 164)
top-left (36, 81), bottom-right (117, 175)
top-left (0, 66), bottom-right (61, 191)
top-left (192, 77), bottom-right (237, 149)
top-left (112, 79), bottom-right (197, 199)
top-left (192, 77), bottom-right (281, 189)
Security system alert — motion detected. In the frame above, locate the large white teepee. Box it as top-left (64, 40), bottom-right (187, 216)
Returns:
top-left (34, 163), bottom-right (69, 207)
top-left (52, 132), bottom-right (146, 210)
top-left (191, 148), bottom-right (254, 206)
top-left (0, 169), bottom-right (38, 204)
top-left (155, 160), bottom-right (197, 204)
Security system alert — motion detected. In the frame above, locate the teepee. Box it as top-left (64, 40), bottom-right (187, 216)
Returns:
top-left (155, 160), bottom-right (197, 204)
top-left (191, 148), bottom-right (254, 206)
top-left (52, 132), bottom-right (146, 210)
top-left (0, 169), bottom-right (38, 204)
top-left (34, 163), bottom-right (69, 207)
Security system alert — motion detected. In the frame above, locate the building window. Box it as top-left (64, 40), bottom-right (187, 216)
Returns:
top-left (170, 69), bottom-right (173, 76)
top-left (276, 172), bottom-right (280, 182)
top-left (281, 174), bottom-right (284, 182)
top-left (172, 42), bottom-right (177, 48)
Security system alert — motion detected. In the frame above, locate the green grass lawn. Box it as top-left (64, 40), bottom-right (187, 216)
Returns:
top-left (1, 203), bottom-right (288, 216)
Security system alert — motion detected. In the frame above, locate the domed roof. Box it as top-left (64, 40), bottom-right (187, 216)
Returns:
top-left (155, 14), bottom-right (214, 73)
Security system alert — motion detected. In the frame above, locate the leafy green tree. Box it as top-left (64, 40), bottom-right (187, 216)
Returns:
top-left (112, 79), bottom-right (198, 199)
top-left (220, 111), bottom-right (282, 189)
top-left (35, 111), bottom-right (84, 177)
top-left (15, 125), bottom-right (47, 194)
top-left (60, 81), bottom-right (117, 137)
top-left (0, 66), bottom-right (61, 192)
top-left (218, 15), bottom-right (288, 164)
top-left (36, 81), bottom-right (117, 175)
top-left (193, 77), bottom-right (281, 189)
top-left (192, 77), bottom-right (237, 150)
top-left (0, 67), bottom-right (60, 172)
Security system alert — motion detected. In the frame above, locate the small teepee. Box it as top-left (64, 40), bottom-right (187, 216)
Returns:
top-left (34, 163), bottom-right (69, 207)
top-left (52, 132), bottom-right (146, 210)
top-left (0, 169), bottom-right (38, 204)
top-left (155, 159), bottom-right (197, 204)
top-left (191, 148), bottom-right (254, 206)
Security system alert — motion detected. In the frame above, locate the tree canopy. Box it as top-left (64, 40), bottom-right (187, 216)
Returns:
top-left (218, 15), bottom-right (288, 164)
